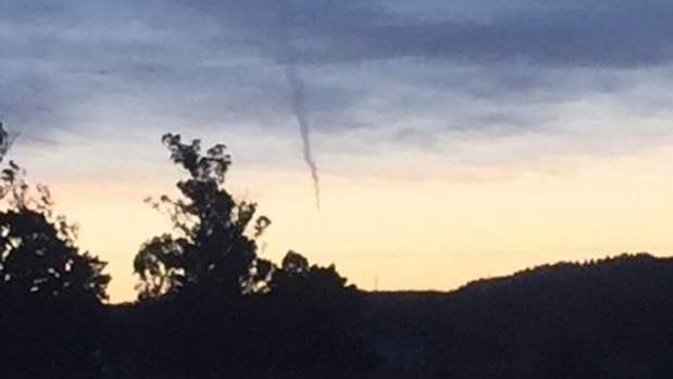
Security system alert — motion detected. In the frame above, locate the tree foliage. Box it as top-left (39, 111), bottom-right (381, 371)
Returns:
top-left (134, 133), bottom-right (272, 300)
top-left (271, 250), bottom-right (351, 297)
top-left (0, 125), bottom-right (368, 377)
top-left (0, 125), bottom-right (109, 301)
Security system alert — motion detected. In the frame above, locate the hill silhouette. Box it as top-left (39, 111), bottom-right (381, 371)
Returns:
top-left (363, 253), bottom-right (673, 378)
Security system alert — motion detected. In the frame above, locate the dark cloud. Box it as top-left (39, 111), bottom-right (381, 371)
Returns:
top-left (168, 0), bottom-right (673, 67)
top-left (2, 0), bottom-right (673, 162)
top-left (335, 6), bottom-right (673, 67)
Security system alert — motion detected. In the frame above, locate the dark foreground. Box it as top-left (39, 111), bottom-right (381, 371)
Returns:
top-left (2, 253), bottom-right (673, 378)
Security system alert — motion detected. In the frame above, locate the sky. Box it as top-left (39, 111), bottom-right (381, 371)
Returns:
top-left (3, 0), bottom-right (673, 302)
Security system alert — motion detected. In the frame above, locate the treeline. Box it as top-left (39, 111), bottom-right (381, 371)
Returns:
top-left (3, 123), bottom-right (673, 378)
top-left (0, 126), bottom-right (375, 378)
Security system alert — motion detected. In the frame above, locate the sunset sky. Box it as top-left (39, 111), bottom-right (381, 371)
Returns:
top-left (3, 0), bottom-right (673, 302)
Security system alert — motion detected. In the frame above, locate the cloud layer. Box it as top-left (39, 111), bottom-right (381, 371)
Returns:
top-left (2, 0), bottom-right (673, 173)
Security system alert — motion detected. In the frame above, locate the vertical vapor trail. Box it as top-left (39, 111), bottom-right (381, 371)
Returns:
top-left (285, 62), bottom-right (321, 209)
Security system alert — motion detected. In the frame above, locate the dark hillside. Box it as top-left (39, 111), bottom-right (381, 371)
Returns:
top-left (5, 247), bottom-right (673, 378)
top-left (363, 253), bottom-right (673, 378)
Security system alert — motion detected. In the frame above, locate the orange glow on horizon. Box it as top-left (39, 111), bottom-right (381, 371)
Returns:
top-left (34, 144), bottom-right (673, 303)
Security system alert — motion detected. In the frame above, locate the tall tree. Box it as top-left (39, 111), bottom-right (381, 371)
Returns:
top-left (134, 133), bottom-right (271, 300)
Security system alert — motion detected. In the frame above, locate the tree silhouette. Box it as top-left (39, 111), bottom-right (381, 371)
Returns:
top-left (0, 167), bottom-right (110, 301)
top-left (134, 133), bottom-right (272, 300)
top-left (0, 123), bottom-right (110, 378)
top-left (0, 145), bottom-right (109, 301)
top-left (271, 250), bottom-right (352, 296)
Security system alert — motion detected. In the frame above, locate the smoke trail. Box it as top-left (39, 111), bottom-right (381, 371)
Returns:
top-left (285, 59), bottom-right (321, 209)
